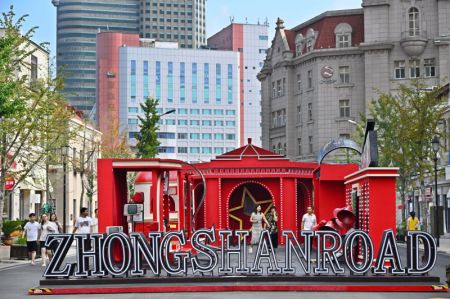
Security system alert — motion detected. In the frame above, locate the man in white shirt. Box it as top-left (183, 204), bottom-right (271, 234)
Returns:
top-left (72, 207), bottom-right (93, 250)
top-left (301, 206), bottom-right (317, 230)
top-left (22, 213), bottom-right (40, 265)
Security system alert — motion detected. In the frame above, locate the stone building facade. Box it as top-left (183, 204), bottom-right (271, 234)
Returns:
top-left (258, 0), bottom-right (450, 162)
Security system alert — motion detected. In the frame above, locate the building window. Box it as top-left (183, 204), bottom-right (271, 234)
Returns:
top-left (167, 62), bottom-right (173, 102)
top-left (272, 82), bottom-right (276, 98)
top-left (308, 103), bottom-right (313, 121)
top-left (202, 133), bottom-right (212, 140)
top-left (143, 61), bottom-right (149, 99)
top-left (178, 120), bottom-right (188, 126)
top-left (190, 147), bottom-right (200, 154)
top-left (424, 59), bottom-right (436, 77)
top-left (283, 143), bottom-right (287, 156)
top-left (178, 147), bottom-right (188, 154)
top-left (225, 120), bottom-right (235, 126)
top-left (30, 55), bottom-right (38, 82)
top-left (178, 108), bottom-right (188, 114)
top-left (272, 112), bottom-right (277, 128)
top-left (259, 35), bottom-right (268, 40)
top-left (337, 34), bottom-right (350, 48)
top-left (128, 107), bottom-right (139, 113)
top-left (156, 61), bottom-right (161, 100)
top-left (226, 134), bottom-right (235, 140)
top-left (339, 66), bottom-right (350, 84)
top-left (308, 136), bottom-right (313, 154)
top-left (214, 147), bottom-right (224, 154)
top-left (227, 64), bottom-right (233, 104)
top-left (128, 118), bottom-right (138, 125)
top-left (306, 39), bottom-right (313, 52)
top-left (297, 138), bottom-right (302, 155)
top-left (214, 133), bottom-right (224, 140)
top-left (295, 34), bottom-right (304, 56)
top-left (225, 109), bottom-right (235, 115)
top-left (180, 62), bottom-right (185, 103)
top-left (131, 60), bottom-right (136, 101)
top-left (214, 120), bottom-right (223, 126)
top-left (177, 133), bottom-right (187, 139)
top-left (334, 23), bottom-right (352, 48)
top-left (190, 120), bottom-right (200, 126)
top-left (282, 78), bottom-right (286, 96)
top-left (202, 147), bottom-right (212, 154)
top-left (192, 63), bottom-right (197, 103)
top-left (214, 109), bottom-right (223, 115)
top-left (339, 99), bottom-right (350, 118)
top-left (190, 108), bottom-right (200, 115)
top-left (408, 7), bottom-right (420, 37)
top-left (409, 59), bottom-right (420, 78)
top-left (204, 63), bottom-right (209, 103)
top-left (296, 74), bottom-right (301, 91)
top-left (339, 133), bottom-right (350, 140)
top-left (394, 60), bottom-right (406, 79)
top-left (307, 70), bottom-right (313, 88)
top-left (202, 120), bottom-right (212, 126)
top-left (297, 105), bottom-right (302, 124)
top-left (276, 79), bottom-right (282, 96)
top-left (277, 143), bottom-right (282, 155)
top-left (202, 109), bottom-right (212, 115)
top-left (190, 133), bottom-right (200, 139)
top-left (216, 63), bottom-right (221, 103)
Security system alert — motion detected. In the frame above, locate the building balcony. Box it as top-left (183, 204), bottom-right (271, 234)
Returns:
top-left (400, 30), bottom-right (428, 57)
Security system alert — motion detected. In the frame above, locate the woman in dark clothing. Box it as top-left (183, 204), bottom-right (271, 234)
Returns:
top-left (266, 206), bottom-right (278, 249)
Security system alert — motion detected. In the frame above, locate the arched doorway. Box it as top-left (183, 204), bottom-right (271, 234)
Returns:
top-left (228, 182), bottom-right (273, 232)
top-left (297, 180), bottom-right (313, 232)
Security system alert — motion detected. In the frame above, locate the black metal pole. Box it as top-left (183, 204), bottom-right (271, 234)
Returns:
top-left (63, 151), bottom-right (67, 233)
top-left (434, 154), bottom-right (440, 247)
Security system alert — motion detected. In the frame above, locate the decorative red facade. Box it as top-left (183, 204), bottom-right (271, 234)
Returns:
top-left (98, 139), bottom-right (398, 253)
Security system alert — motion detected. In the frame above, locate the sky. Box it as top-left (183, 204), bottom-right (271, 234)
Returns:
top-left (1, 0), bottom-right (363, 57)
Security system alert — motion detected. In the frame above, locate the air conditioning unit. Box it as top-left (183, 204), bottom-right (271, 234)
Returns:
top-left (124, 203), bottom-right (144, 216)
top-left (106, 226), bottom-right (123, 234)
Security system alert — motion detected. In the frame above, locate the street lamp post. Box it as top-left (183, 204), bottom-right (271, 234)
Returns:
top-left (431, 136), bottom-right (440, 247)
top-left (62, 145), bottom-right (68, 233)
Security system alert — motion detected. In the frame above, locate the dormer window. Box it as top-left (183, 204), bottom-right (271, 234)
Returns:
top-left (306, 28), bottom-right (315, 53)
top-left (408, 7), bottom-right (419, 37)
top-left (295, 33), bottom-right (304, 56)
top-left (334, 23), bottom-right (352, 48)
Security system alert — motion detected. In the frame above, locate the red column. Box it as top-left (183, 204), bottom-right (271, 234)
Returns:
top-left (205, 178), bottom-right (219, 229)
top-left (281, 177), bottom-right (297, 239)
top-left (98, 159), bottom-right (114, 233)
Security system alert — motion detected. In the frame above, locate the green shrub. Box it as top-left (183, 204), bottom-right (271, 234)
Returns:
top-left (1, 220), bottom-right (21, 238)
top-left (15, 236), bottom-right (27, 245)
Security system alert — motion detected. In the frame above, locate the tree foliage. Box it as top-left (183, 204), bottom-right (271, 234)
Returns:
top-left (136, 97), bottom-right (160, 158)
top-left (0, 7), bottom-right (74, 224)
top-left (364, 81), bottom-right (447, 220)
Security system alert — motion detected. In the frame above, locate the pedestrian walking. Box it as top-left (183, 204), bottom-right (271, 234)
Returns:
top-left (266, 206), bottom-right (278, 249)
top-left (249, 205), bottom-right (270, 253)
top-left (73, 207), bottom-right (93, 250)
top-left (407, 211), bottom-right (420, 231)
top-left (38, 214), bottom-right (58, 267)
top-left (49, 213), bottom-right (63, 233)
top-left (301, 206), bottom-right (317, 230)
top-left (22, 213), bottom-right (40, 265)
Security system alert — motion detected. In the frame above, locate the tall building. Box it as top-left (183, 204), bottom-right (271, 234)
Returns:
top-left (139, 0), bottom-right (207, 48)
top-left (96, 32), bottom-right (240, 162)
top-left (259, 1), bottom-right (450, 162)
top-left (53, 0), bottom-right (140, 115)
top-left (208, 22), bottom-right (269, 146)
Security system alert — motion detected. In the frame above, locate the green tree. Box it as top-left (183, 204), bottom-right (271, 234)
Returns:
top-left (0, 7), bottom-right (74, 225)
top-left (136, 97), bottom-right (160, 158)
top-left (364, 81), bottom-right (447, 221)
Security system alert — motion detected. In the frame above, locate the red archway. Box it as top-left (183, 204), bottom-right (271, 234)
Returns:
top-left (228, 182), bottom-right (274, 232)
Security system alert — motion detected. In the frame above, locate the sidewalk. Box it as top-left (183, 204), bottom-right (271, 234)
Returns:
top-left (0, 243), bottom-right (77, 271)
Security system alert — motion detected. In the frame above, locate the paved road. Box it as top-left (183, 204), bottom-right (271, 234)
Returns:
top-left (1, 246), bottom-right (448, 299)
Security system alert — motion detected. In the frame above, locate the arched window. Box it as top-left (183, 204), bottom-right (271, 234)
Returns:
top-left (334, 23), bottom-right (352, 48)
top-left (306, 28), bottom-right (315, 53)
top-left (408, 7), bottom-right (419, 37)
top-left (295, 33), bottom-right (304, 56)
